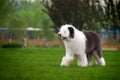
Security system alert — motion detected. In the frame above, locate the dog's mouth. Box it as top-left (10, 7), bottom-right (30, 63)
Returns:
top-left (58, 34), bottom-right (67, 40)
top-left (59, 36), bottom-right (67, 40)
top-left (62, 37), bottom-right (67, 40)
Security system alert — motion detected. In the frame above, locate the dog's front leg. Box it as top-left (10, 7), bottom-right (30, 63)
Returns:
top-left (60, 55), bottom-right (74, 67)
top-left (78, 53), bottom-right (88, 67)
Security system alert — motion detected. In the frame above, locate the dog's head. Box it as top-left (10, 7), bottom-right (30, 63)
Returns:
top-left (58, 24), bottom-right (75, 40)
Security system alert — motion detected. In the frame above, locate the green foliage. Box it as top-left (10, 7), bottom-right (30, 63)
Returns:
top-left (0, 0), bottom-right (13, 24)
top-left (0, 0), bottom-right (54, 41)
top-left (106, 0), bottom-right (120, 29)
top-left (1, 43), bottom-right (22, 48)
top-left (0, 48), bottom-right (120, 80)
top-left (4, 0), bottom-right (53, 28)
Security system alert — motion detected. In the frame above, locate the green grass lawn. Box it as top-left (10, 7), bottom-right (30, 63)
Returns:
top-left (0, 48), bottom-right (120, 80)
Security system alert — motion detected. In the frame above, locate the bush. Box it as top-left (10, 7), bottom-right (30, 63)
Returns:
top-left (2, 43), bottom-right (23, 48)
top-left (0, 44), bottom-right (2, 48)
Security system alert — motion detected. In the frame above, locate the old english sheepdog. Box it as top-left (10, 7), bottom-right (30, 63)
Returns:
top-left (58, 24), bottom-right (105, 67)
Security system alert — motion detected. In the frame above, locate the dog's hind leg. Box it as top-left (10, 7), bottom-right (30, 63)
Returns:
top-left (87, 54), bottom-right (93, 66)
top-left (93, 50), bottom-right (105, 66)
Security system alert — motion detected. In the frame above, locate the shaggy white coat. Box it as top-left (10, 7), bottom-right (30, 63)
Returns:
top-left (58, 24), bottom-right (105, 67)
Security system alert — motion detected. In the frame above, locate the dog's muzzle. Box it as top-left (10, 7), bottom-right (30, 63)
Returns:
top-left (58, 34), bottom-right (67, 40)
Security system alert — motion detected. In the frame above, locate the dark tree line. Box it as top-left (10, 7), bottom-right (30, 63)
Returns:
top-left (106, 0), bottom-right (120, 38)
top-left (42, 0), bottom-right (120, 32)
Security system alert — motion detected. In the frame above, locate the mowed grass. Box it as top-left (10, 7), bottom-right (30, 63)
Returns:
top-left (0, 48), bottom-right (120, 80)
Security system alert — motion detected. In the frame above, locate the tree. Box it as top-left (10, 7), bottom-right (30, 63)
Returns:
top-left (42, 0), bottom-right (106, 32)
top-left (1, 0), bottom-right (53, 43)
top-left (42, 0), bottom-right (120, 32)
top-left (106, 0), bottom-right (120, 39)
top-left (0, 0), bottom-right (13, 25)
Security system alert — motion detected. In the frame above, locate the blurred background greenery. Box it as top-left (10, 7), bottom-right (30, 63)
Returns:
top-left (0, 0), bottom-right (120, 49)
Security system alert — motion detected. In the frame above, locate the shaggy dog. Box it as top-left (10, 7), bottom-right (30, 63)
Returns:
top-left (58, 24), bottom-right (105, 67)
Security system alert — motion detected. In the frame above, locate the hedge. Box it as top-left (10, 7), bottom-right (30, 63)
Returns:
top-left (1, 43), bottom-right (22, 48)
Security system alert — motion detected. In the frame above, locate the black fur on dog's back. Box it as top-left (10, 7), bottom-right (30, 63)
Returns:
top-left (83, 31), bottom-right (102, 58)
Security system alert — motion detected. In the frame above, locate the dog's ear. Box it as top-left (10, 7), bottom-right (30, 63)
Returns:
top-left (68, 27), bottom-right (74, 38)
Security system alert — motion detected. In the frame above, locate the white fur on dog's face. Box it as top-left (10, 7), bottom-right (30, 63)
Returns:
top-left (58, 24), bottom-right (74, 40)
